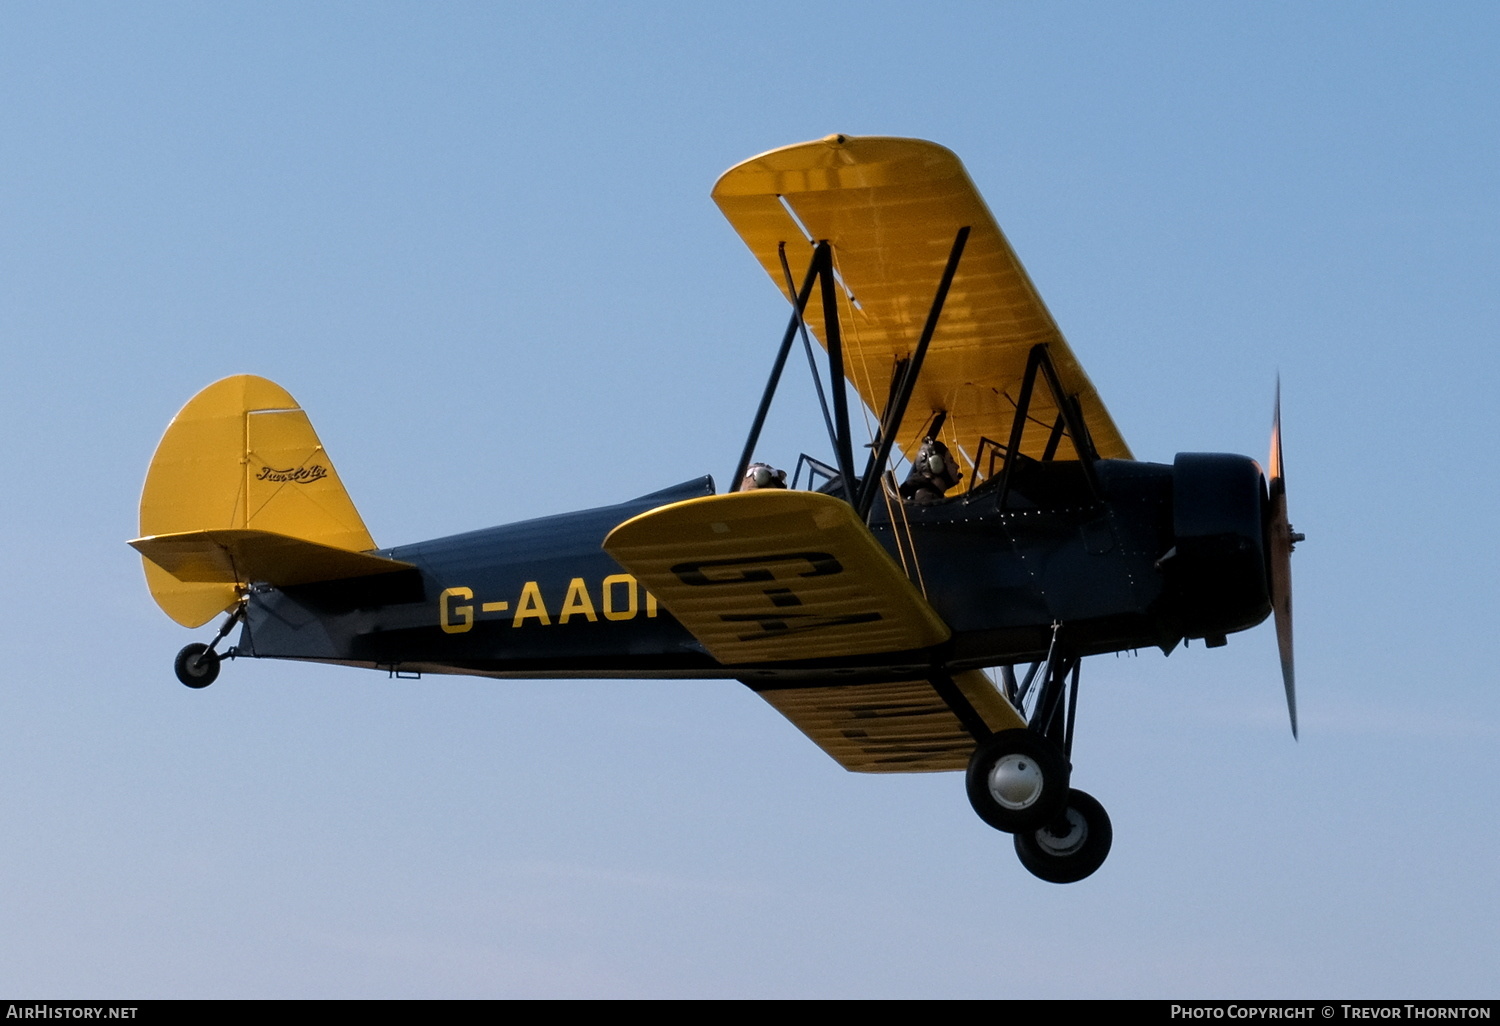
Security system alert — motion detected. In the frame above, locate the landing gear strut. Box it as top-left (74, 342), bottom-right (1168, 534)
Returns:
top-left (173, 605), bottom-right (243, 689)
top-left (968, 627), bottom-right (1112, 882)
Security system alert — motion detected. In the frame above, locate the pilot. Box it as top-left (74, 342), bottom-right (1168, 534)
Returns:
top-left (900, 436), bottom-right (962, 504)
top-left (739, 462), bottom-right (788, 491)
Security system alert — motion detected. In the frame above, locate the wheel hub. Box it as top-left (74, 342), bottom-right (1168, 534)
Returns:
top-left (1034, 807), bottom-right (1088, 857)
top-left (987, 753), bottom-right (1045, 811)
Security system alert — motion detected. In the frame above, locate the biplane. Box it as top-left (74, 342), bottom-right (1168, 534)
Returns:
top-left (130, 136), bottom-right (1301, 883)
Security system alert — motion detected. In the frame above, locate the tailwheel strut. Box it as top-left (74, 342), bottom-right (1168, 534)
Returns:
top-left (174, 605), bottom-right (244, 689)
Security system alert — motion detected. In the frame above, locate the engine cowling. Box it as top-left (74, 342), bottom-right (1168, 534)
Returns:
top-left (1163, 453), bottom-right (1272, 641)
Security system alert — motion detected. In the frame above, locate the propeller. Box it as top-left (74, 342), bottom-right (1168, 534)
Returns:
top-left (1267, 379), bottom-right (1304, 738)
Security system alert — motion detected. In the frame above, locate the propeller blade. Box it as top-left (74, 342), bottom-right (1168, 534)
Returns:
top-left (1267, 380), bottom-right (1299, 738)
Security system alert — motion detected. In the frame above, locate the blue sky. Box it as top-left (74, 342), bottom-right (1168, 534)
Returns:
top-left (0, 1), bottom-right (1496, 997)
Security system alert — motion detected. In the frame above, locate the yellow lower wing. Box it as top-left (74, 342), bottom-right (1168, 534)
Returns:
top-left (603, 490), bottom-right (950, 665)
top-left (756, 671), bottom-right (1026, 773)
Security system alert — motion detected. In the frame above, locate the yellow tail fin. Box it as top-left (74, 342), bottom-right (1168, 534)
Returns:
top-left (132, 375), bottom-right (394, 627)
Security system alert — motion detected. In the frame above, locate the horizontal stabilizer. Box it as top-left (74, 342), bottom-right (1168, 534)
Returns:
top-left (130, 529), bottom-right (413, 588)
top-left (603, 490), bottom-right (950, 665)
top-left (756, 670), bottom-right (1026, 773)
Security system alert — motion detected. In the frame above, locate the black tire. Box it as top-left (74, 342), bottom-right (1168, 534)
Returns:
top-left (1013, 788), bottom-right (1112, 884)
top-left (965, 728), bottom-right (1070, 833)
top-left (174, 643), bottom-right (220, 689)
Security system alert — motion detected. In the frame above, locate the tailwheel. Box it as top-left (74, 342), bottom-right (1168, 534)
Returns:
top-left (172, 604), bottom-right (242, 689)
top-left (174, 643), bottom-right (220, 688)
top-left (965, 728), bottom-right (1070, 833)
top-left (1013, 788), bottom-right (1112, 883)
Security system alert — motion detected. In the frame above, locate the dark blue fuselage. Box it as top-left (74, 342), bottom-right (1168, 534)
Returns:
top-left (238, 457), bottom-right (1270, 681)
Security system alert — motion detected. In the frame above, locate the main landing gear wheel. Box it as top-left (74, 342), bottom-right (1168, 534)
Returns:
top-left (965, 728), bottom-right (1070, 833)
top-left (1013, 788), bottom-right (1112, 884)
top-left (174, 643), bottom-right (220, 689)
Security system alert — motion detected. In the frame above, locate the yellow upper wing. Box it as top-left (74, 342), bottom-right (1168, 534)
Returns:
top-left (712, 135), bottom-right (1131, 474)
